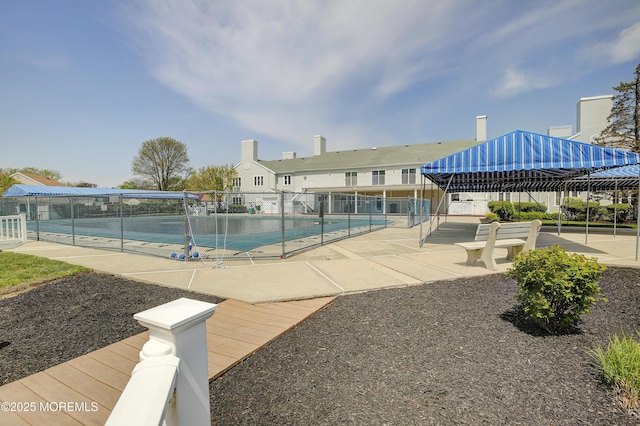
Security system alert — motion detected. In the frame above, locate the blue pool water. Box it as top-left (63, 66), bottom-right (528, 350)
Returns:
top-left (27, 215), bottom-right (385, 252)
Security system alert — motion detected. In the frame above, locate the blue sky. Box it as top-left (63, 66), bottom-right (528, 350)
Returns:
top-left (2, 0), bottom-right (640, 188)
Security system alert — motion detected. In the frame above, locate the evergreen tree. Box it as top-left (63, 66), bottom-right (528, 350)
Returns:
top-left (597, 63), bottom-right (640, 152)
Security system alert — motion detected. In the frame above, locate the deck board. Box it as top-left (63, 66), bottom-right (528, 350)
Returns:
top-left (101, 341), bottom-right (140, 363)
top-left (45, 364), bottom-right (121, 411)
top-left (84, 349), bottom-right (136, 376)
top-left (0, 297), bottom-right (334, 425)
top-left (66, 356), bottom-right (130, 392)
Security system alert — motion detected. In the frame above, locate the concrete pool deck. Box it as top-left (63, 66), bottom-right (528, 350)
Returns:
top-left (9, 216), bottom-right (640, 303)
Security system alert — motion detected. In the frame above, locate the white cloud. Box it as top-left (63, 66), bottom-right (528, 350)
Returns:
top-left (118, 0), bottom-right (640, 147)
top-left (119, 0), bottom-right (478, 145)
top-left (491, 67), bottom-right (558, 98)
top-left (593, 22), bottom-right (640, 64)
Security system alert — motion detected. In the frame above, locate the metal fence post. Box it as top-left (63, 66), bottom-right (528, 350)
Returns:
top-left (183, 191), bottom-right (190, 261)
top-left (120, 194), bottom-right (124, 252)
top-left (71, 196), bottom-right (76, 246)
top-left (369, 197), bottom-right (372, 232)
top-left (348, 196), bottom-right (351, 238)
top-left (319, 194), bottom-right (324, 246)
top-left (281, 191), bottom-right (286, 258)
top-left (35, 197), bottom-right (40, 240)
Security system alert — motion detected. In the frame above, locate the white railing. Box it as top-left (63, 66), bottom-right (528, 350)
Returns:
top-left (0, 214), bottom-right (27, 244)
top-left (106, 298), bottom-right (217, 426)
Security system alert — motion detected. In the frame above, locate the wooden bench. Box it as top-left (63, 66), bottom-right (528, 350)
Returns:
top-left (455, 220), bottom-right (542, 271)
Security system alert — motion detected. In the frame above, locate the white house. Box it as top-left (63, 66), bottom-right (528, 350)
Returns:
top-left (233, 117), bottom-right (488, 214)
top-left (232, 95), bottom-right (614, 216)
top-left (8, 172), bottom-right (66, 219)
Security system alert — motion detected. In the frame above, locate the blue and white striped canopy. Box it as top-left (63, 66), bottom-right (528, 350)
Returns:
top-left (565, 165), bottom-right (640, 191)
top-left (2, 184), bottom-right (198, 200)
top-left (420, 130), bottom-right (640, 192)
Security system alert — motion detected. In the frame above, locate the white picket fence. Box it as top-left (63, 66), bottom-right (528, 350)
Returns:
top-left (106, 298), bottom-right (217, 426)
top-left (0, 214), bottom-right (27, 245)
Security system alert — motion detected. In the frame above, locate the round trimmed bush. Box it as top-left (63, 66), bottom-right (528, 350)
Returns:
top-left (506, 245), bottom-right (607, 334)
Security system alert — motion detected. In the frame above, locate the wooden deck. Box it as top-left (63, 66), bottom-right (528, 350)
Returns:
top-left (0, 297), bottom-right (334, 425)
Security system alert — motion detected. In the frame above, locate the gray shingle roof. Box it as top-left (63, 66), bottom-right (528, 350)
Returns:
top-left (258, 139), bottom-right (481, 174)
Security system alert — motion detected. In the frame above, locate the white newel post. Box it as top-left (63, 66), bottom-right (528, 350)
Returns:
top-left (19, 214), bottom-right (27, 242)
top-left (135, 298), bottom-right (217, 425)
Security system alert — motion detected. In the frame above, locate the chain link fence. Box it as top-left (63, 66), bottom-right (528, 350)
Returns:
top-left (1, 190), bottom-right (429, 260)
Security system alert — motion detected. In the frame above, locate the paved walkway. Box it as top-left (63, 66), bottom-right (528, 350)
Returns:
top-left (1, 217), bottom-right (639, 424)
top-left (7, 217), bottom-right (640, 304)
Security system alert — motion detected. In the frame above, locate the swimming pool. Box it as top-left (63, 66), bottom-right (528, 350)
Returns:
top-left (27, 214), bottom-right (387, 256)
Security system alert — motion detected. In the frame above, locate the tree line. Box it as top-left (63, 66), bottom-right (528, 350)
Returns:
top-left (0, 139), bottom-right (238, 194)
top-left (128, 137), bottom-right (238, 192)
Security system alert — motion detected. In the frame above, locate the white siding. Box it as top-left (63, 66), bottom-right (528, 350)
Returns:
top-left (575, 95), bottom-right (612, 143)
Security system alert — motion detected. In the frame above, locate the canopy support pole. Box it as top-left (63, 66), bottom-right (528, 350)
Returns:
top-left (585, 172), bottom-right (591, 245)
top-left (517, 189), bottom-right (521, 221)
top-left (614, 180), bottom-right (618, 238)
top-left (421, 175), bottom-right (453, 247)
top-left (636, 170), bottom-right (640, 262)
top-left (523, 190), bottom-right (547, 215)
top-left (558, 182), bottom-right (567, 236)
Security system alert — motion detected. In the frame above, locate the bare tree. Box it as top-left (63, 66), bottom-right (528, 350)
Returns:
top-left (131, 137), bottom-right (190, 191)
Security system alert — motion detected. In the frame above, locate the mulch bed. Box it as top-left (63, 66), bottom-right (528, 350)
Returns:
top-left (1, 268), bottom-right (639, 424)
top-left (0, 272), bottom-right (223, 386)
top-left (209, 267), bottom-right (640, 425)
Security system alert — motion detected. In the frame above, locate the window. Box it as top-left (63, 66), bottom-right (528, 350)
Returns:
top-left (402, 168), bottom-right (416, 184)
top-left (233, 177), bottom-right (242, 188)
top-left (498, 192), bottom-right (511, 201)
top-left (345, 171), bottom-right (357, 186)
top-left (232, 196), bottom-right (243, 205)
top-left (451, 193), bottom-right (460, 202)
top-left (283, 175), bottom-right (292, 186)
top-left (254, 176), bottom-right (264, 186)
top-left (372, 170), bottom-right (385, 185)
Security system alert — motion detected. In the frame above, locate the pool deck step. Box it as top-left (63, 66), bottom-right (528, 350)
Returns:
top-left (0, 296), bottom-right (334, 425)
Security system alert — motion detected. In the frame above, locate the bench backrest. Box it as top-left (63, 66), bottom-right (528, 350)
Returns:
top-left (475, 221), bottom-right (534, 242)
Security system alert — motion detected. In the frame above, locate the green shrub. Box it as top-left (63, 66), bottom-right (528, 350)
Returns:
top-left (591, 332), bottom-right (640, 409)
top-left (488, 201), bottom-right (515, 221)
top-left (547, 212), bottom-right (560, 221)
top-left (513, 202), bottom-right (547, 213)
top-left (228, 204), bottom-right (247, 213)
top-left (505, 245), bottom-right (607, 334)
top-left (561, 197), bottom-right (600, 221)
top-left (605, 203), bottom-right (633, 223)
top-left (515, 211), bottom-right (548, 221)
top-left (484, 212), bottom-right (499, 222)
top-left (487, 201), bottom-right (501, 212)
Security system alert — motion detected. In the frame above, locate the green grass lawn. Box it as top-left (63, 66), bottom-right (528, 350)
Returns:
top-left (0, 251), bottom-right (89, 294)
